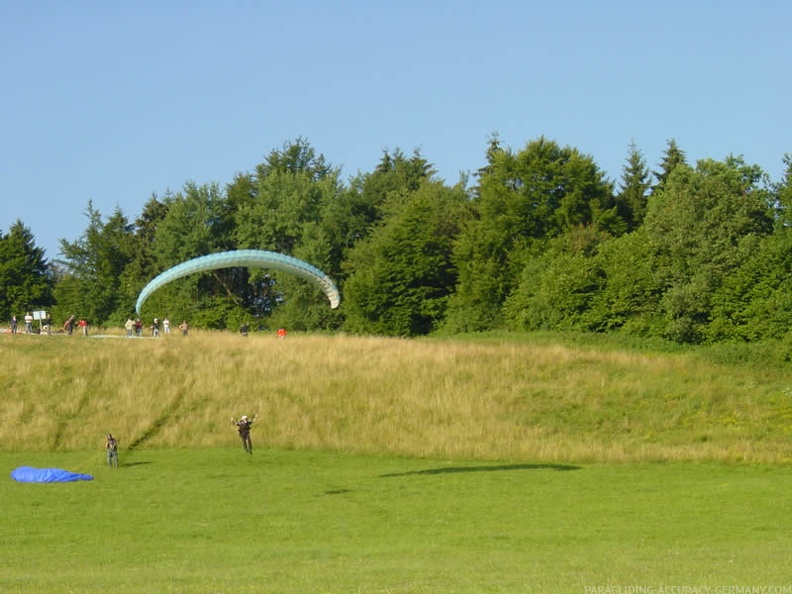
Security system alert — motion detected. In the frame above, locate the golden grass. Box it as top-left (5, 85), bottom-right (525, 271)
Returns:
top-left (1, 331), bottom-right (790, 463)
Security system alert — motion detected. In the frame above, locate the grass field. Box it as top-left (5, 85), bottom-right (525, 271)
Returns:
top-left (1, 448), bottom-right (791, 593)
top-left (2, 330), bottom-right (791, 592)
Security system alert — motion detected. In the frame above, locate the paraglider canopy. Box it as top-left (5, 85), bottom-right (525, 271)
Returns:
top-left (10, 466), bottom-right (94, 483)
top-left (135, 249), bottom-right (341, 314)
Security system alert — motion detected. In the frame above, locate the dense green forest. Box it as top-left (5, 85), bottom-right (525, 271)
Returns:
top-left (3, 136), bottom-right (792, 344)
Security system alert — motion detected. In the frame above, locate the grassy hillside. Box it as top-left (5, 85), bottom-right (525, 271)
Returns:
top-left (2, 330), bottom-right (791, 463)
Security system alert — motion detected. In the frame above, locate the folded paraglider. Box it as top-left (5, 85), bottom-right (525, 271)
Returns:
top-left (10, 466), bottom-right (94, 483)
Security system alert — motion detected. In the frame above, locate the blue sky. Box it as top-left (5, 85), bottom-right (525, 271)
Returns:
top-left (2, 0), bottom-right (790, 259)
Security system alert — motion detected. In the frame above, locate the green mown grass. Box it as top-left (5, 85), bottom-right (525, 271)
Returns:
top-left (1, 448), bottom-right (790, 593)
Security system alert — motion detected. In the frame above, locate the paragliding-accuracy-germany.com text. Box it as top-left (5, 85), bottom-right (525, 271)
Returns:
top-left (583, 586), bottom-right (791, 594)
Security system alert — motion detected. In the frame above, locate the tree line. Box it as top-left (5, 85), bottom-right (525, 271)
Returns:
top-left (3, 135), bottom-right (791, 344)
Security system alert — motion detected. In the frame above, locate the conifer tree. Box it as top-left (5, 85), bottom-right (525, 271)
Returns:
top-left (0, 221), bottom-right (53, 321)
top-left (652, 138), bottom-right (687, 194)
top-left (616, 141), bottom-right (652, 230)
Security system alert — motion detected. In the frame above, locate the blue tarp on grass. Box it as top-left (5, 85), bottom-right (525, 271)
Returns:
top-left (10, 466), bottom-right (94, 483)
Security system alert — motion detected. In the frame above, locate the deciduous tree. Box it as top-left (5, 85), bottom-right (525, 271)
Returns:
top-left (445, 137), bottom-right (616, 332)
top-left (644, 157), bottom-right (773, 342)
top-left (343, 180), bottom-right (469, 336)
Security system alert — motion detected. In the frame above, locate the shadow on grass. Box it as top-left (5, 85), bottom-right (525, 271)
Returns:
top-left (120, 461), bottom-right (153, 468)
top-left (322, 489), bottom-right (353, 496)
top-left (380, 462), bottom-right (581, 478)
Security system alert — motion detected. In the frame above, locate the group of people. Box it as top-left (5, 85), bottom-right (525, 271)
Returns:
top-left (103, 413), bottom-right (258, 467)
top-left (6, 314), bottom-right (96, 336)
top-left (61, 315), bottom-right (89, 335)
top-left (8, 313), bottom-right (68, 335)
top-left (9, 313), bottom-right (35, 334)
top-left (124, 317), bottom-right (190, 338)
top-left (8, 314), bottom-right (88, 336)
top-left (9, 315), bottom-right (282, 339)
top-left (63, 316), bottom-right (90, 336)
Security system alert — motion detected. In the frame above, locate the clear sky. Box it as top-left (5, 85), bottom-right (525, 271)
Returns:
top-left (2, 0), bottom-right (789, 259)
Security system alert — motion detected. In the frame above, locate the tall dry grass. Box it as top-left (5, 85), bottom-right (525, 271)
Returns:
top-left (1, 330), bottom-right (790, 463)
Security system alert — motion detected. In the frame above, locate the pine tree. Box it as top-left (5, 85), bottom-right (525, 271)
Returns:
top-left (652, 138), bottom-right (687, 194)
top-left (616, 141), bottom-right (652, 230)
top-left (0, 221), bottom-right (53, 321)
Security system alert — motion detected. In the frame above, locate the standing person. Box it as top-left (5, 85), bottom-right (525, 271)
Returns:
top-left (78, 318), bottom-right (89, 336)
top-left (179, 320), bottom-right (189, 337)
top-left (276, 328), bottom-right (287, 339)
top-left (125, 317), bottom-right (135, 338)
top-left (231, 415), bottom-right (257, 454)
top-left (63, 315), bottom-right (75, 335)
top-left (134, 318), bottom-right (143, 337)
top-left (24, 312), bottom-right (33, 333)
top-left (163, 318), bottom-right (171, 334)
top-left (151, 318), bottom-right (160, 338)
top-left (10, 315), bottom-right (18, 335)
top-left (105, 433), bottom-right (119, 467)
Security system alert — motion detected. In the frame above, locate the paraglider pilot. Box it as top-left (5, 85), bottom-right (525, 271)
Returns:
top-left (105, 433), bottom-right (119, 467)
top-left (231, 415), bottom-right (257, 454)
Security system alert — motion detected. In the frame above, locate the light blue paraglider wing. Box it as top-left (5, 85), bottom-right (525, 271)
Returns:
top-left (136, 249), bottom-right (340, 314)
top-left (11, 466), bottom-right (94, 483)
